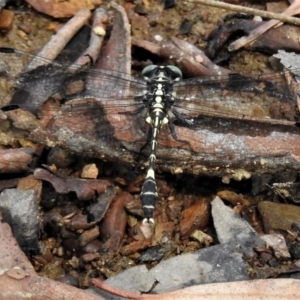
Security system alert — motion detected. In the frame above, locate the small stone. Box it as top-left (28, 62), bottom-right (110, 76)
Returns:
top-left (16, 29), bottom-right (27, 39)
top-left (217, 190), bottom-right (251, 206)
top-left (258, 201), bottom-right (300, 233)
top-left (18, 20), bottom-right (32, 34)
top-left (260, 234), bottom-right (290, 259)
top-left (6, 267), bottom-right (29, 280)
top-left (0, 10), bottom-right (15, 31)
top-left (82, 253), bottom-right (101, 262)
top-left (104, 265), bottom-right (155, 293)
top-left (56, 246), bottom-right (64, 257)
top-left (150, 243), bottom-right (249, 294)
top-left (82, 239), bottom-right (103, 253)
top-left (259, 251), bottom-right (273, 264)
top-left (67, 256), bottom-right (79, 269)
top-left (190, 230), bottom-right (213, 246)
top-left (93, 26), bottom-right (106, 36)
top-left (211, 196), bottom-right (262, 247)
top-left (81, 163), bottom-right (99, 179)
top-left (0, 189), bottom-right (41, 252)
top-left (78, 226), bottom-right (100, 247)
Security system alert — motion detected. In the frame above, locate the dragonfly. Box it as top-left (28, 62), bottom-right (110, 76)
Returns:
top-left (0, 47), bottom-right (299, 223)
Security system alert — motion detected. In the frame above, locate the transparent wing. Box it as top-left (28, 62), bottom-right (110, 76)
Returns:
top-left (172, 71), bottom-right (298, 125)
top-left (0, 48), bottom-right (147, 114)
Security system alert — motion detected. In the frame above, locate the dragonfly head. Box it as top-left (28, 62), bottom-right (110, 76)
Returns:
top-left (142, 65), bottom-right (182, 82)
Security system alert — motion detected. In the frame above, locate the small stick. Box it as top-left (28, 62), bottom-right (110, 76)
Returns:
top-left (68, 8), bottom-right (109, 72)
top-left (27, 8), bottom-right (91, 70)
top-left (91, 278), bottom-right (143, 300)
top-left (187, 0), bottom-right (300, 26)
top-left (228, 0), bottom-right (300, 51)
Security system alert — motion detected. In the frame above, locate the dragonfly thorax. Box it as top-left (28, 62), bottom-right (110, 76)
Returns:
top-left (142, 65), bottom-right (182, 112)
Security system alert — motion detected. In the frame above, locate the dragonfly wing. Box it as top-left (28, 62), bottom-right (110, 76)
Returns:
top-left (0, 48), bottom-right (147, 114)
top-left (173, 72), bottom-right (296, 123)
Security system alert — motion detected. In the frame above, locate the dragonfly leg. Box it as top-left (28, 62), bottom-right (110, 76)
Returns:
top-left (171, 108), bottom-right (194, 126)
top-left (139, 125), bottom-right (152, 154)
top-left (168, 111), bottom-right (193, 151)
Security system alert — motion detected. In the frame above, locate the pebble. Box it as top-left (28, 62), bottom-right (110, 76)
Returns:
top-left (0, 189), bottom-right (41, 252)
top-left (211, 196), bottom-right (259, 245)
top-left (81, 164), bottom-right (99, 179)
top-left (260, 234), bottom-right (290, 259)
top-left (179, 199), bottom-right (210, 238)
top-left (0, 9), bottom-right (14, 31)
top-left (258, 201), bottom-right (300, 232)
top-left (190, 230), bottom-right (213, 246)
top-left (217, 190), bottom-right (251, 206)
top-left (78, 226), bottom-right (100, 247)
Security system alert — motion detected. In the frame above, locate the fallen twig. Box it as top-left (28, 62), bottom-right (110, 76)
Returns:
top-left (228, 0), bottom-right (300, 51)
top-left (92, 278), bottom-right (142, 299)
top-left (187, 0), bottom-right (300, 26)
top-left (27, 8), bottom-right (92, 70)
top-left (68, 7), bottom-right (109, 71)
top-left (92, 277), bottom-right (300, 300)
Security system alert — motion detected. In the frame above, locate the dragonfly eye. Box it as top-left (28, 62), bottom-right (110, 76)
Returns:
top-left (166, 65), bottom-right (182, 80)
top-left (142, 65), bottom-right (158, 76)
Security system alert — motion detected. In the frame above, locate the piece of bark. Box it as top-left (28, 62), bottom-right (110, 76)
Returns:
top-left (69, 8), bottom-right (108, 71)
top-left (78, 226), bottom-right (100, 247)
top-left (30, 98), bottom-right (300, 178)
top-left (120, 239), bottom-right (152, 256)
top-left (228, 0), bottom-right (300, 51)
top-left (99, 192), bottom-right (134, 251)
top-left (0, 270), bottom-right (105, 300)
top-left (207, 19), bottom-right (300, 57)
top-left (179, 199), bottom-right (210, 238)
top-left (132, 37), bottom-right (231, 77)
top-left (0, 148), bottom-right (35, 173)
top-left (85, 185), bottom-right (116, 223)
top-left (85, 1), bottom-right (132, 96)
top-left (34, 168), bottom-right (114, 201)
top-left (27, 8), bottom-right (92, 70)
